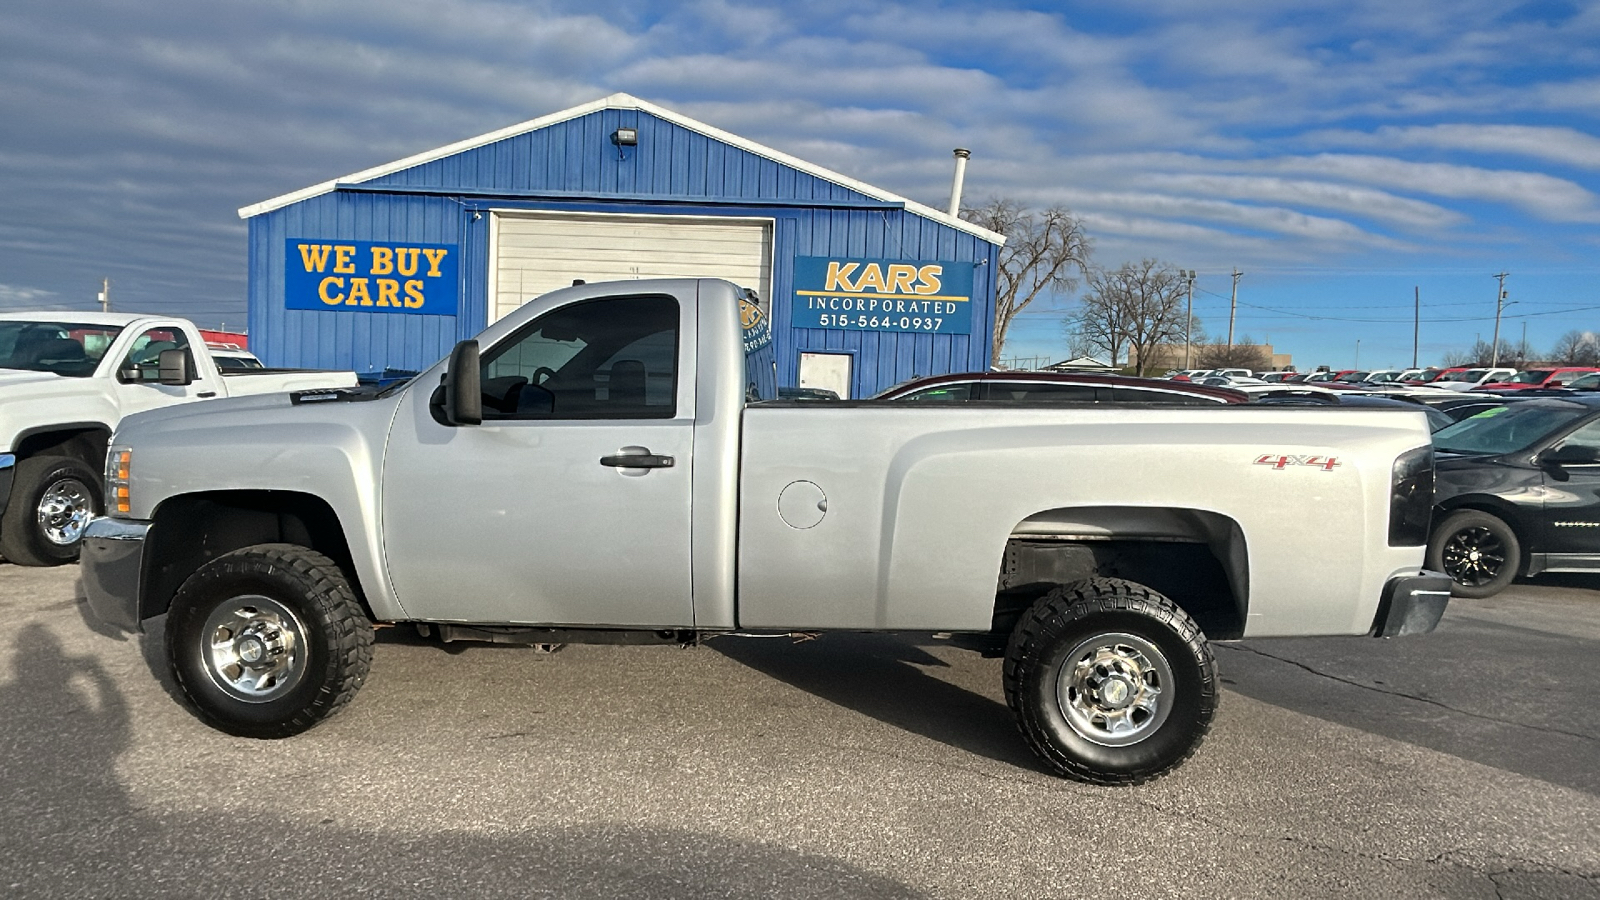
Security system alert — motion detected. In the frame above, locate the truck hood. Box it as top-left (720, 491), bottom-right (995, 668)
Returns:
top-left (0, 368), bottom-right (91, 394)
top-left (117, 386), bottom-right (394, 435)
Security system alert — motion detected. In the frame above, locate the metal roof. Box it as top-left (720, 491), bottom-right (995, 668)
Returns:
top-left (238, 93), bottom-right (1004, 245)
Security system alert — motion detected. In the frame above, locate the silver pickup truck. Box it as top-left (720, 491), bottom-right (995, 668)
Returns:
top-left (81, 278), bottom-right (1448, 785)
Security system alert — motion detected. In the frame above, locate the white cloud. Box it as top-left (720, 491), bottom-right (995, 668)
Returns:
top-left (1306, 124), bottom-right (1600, 170)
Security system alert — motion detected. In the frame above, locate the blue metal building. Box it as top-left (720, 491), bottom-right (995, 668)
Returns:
top-left (240, 94), bottom-right (1003, 399)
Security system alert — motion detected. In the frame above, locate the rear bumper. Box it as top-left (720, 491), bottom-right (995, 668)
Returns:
top-left (1372, 571), bottom-right (1452, 637)
top-left (80, 516), bottom-right (150, 633)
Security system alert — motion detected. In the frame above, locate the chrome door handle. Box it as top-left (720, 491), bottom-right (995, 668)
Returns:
top-left (600, 448), bottom-right (675, 469)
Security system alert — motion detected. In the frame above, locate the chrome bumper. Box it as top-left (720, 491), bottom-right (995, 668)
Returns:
top-left (1372, 570), bottom-right (1452, 637)
top-left (80, 516), bottom-right (151, 633)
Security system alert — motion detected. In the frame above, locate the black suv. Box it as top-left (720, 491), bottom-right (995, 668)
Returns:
top-left (1429, 395), bottom-right (1600, 597)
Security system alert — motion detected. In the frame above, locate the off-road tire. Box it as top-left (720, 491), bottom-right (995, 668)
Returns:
top-left (0, 455), bottom-right (102, 566)
top-left (1003, 577), bottom-right (1217, 786)
top-left (1427, 509), bottom-right (1520, 599)
top-left (166, 543), bottom-right (373, 738)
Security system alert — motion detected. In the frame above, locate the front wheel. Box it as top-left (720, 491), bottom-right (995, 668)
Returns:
top-left (166, 544), bottom-right (373, 738)
top-left (0, 455), bottom-right (102, 566)
top-left (1003, 578), bottom-right (1217, 785)
top-left (1427, 509), bottom-right (1520, 599)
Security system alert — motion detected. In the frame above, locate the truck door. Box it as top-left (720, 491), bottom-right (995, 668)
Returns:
top-left (110, 325), bottom-right (216, 415)
top-left (381, 291), bottom-right (696, 627)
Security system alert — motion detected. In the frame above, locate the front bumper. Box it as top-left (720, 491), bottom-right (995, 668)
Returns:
top-left (1372, 570), bottom-right (1452, 637)
top-left (80, 516), bottom-right (151, 633)
top-left (0, 453), bottom-right (15, 518)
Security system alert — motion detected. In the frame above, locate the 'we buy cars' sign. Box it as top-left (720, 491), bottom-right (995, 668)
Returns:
top-left (286, 240), bottom-right (459, 315)
top-left (792, 256), bottom-right (973, 335)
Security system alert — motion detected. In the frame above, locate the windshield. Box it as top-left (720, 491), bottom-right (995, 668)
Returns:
top-left (1334, 371), bottom-right (1369, 383)
top-left (0, 321), bottom-right (123, 377)
top-left (1432, 403), bottom-right (1589, 455)
top-left (1568, 373), bottom-right (1600, 390)
top-left (1504, 370), bottom-right (1551, 385)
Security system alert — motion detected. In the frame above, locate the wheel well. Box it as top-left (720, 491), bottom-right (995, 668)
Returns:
top-left (14, 426), bottom-right (111, 471)
top-left (1433, 500), bottom-right (1532, 569)
top-left (140, 491), bottom-right (367, 622)
top-left (992, 506), bottom-right (1249, 641)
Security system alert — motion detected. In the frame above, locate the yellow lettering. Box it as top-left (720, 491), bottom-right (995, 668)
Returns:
top-left (856, 264), bottom-right (887, 293)
top-left (376, 278), bottom-right (400, 307)
top-left (318, 276), bottom-right (345, 305)
top-left (395, 247), bottom-right (420, 277)
top-left (298, 244), bottom-right (334, 273)
top-left (887, 264), bottom-right (918, 294)
top-left (370, 246), bottom-right (394, 275)
top-left (333, 245), bottom-right (357, 274)
top-left (915, 265), bottom-right (943, 295)
top-left (403, 280), bottom-right (425, 308)
top-left (824, 261), bottom-right (859, 292)
top-left (348, 278), bottom-right (372, 306)
top-left (421, 247), bottom-right (449, 277)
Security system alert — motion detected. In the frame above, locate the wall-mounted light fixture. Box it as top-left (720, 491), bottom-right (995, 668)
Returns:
top-left (612, 127), bottom-right (638, 146)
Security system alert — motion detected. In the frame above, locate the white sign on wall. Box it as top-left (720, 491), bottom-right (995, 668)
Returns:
top-left (798, 352), bottom-right (852, 400)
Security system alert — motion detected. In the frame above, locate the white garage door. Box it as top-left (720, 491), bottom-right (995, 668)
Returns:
top-left (491, 212), bottom-right (772, 322)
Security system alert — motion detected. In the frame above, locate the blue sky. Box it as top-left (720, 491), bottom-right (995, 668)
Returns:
top-left (3, 0), bottom-right (1598, 370)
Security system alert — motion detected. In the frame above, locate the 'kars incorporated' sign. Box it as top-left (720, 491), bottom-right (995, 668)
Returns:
top-left (286, 240), bottom-right (459, 316)
top-left (792, 256), bottom-right (973, 335)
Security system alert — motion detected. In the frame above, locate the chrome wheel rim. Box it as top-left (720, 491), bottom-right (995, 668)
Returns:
top-left (200, 595), bottom-right (307, 703)
top-left (1057, 632), bottom-right (1174, 747)
top-left (37, 477), bottom-right (93, 546)
top-left (1441, 526), bottom-right (1506, 586)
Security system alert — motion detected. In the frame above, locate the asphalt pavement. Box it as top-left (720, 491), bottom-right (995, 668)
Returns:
top-left (0, 563), bottom-right (1595, 899)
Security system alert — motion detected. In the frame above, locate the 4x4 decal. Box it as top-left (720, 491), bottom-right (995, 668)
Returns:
top-left (1255, 454), bottom-right (1342, 471)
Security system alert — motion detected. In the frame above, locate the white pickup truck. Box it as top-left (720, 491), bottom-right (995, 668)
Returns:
top-left (0, 311), bottom-right (355, 566)
top-left (80, 280), bottom-right (1448, 785)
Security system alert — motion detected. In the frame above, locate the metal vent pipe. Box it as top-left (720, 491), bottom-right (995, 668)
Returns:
top-left (948, 149), bottom-right (971, 217)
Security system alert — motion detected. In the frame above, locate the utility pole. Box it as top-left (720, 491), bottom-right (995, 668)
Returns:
top-left (1521, 321), bottom-right (1528, 366)
top-left (1355, 339), bottom-right (1361, 369)
top-left (1491, 272), bottom-right (1510, 368)
top-left (98, 277), bottom-right (111, 313)
top-left (1227, 268), bottom-right (1242, 348)
top-left (1412, 286), bottom-right (1419, 368)
top-left (1182, 269), bottom-right (1196, 369)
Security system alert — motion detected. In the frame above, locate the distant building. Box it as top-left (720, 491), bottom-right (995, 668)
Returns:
top-left (1135, 342), bottom-right (1293, 373)
top-left (237, 93), bottom-right (1003, 399)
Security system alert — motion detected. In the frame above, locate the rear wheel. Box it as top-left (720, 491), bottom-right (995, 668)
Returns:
top-left (166, 543), bottom-right (373, 738)
top-left (1003, 577), bottom-right (1217, 785)
top-left (0, 455), bottom-right (102, 566)
top-left (1427, 510), bottom-right (1520, 599)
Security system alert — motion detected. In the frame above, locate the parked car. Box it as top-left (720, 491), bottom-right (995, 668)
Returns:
top-left (206, 343), bottom-right (264, 371)
top-left (1471, 367), bottom-right (1600, 392)
top-left (0, 312), bottom-right (356, 565)
top-left (875, 371), bottom-right (1248, 404)
top-left (1248, 390), bottom-right (1454, 432)
top-left (1429, 395), bottom-right (1600, 597)
top-left (1431, 367), bottom-right (1517, 392)
top-left (80, 277), bottom-right (1444, 786)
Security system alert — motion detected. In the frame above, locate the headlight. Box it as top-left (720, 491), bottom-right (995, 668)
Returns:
top-left (106, 447), bottom-right (132, 515)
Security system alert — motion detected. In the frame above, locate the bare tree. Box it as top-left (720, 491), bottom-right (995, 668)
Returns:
top-left (1070, 260), bottom-right (1190, 375)
top-left (1197, 339), bottom-right (1269, 371)
top-left (961, 199), bottom-right (1091, 365)
top-left (1551, 330), bottom-right (1600, 365)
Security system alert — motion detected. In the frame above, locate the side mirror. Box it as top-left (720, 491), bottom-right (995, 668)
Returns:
top-left (443, 340), bottom-right (482, 426)
top-left (1548, 381), bottom-right (1563, 389)
top-left (157, 349), bottom-right (192, 386)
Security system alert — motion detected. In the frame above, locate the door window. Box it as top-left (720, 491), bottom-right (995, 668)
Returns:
top-left (982, 382), bottom-right (1100, 403)
top-left (120, 327), bottom-right (194, 382)
top-left (479, 294), bottom-right (679, 419)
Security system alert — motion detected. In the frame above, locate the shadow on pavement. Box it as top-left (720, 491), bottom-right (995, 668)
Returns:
top-left (0, 624), bottom-right (927, 899)
top-left (1215, 608), bottom-right (1600, 795)
top-left (711, 632), bottom-right (1043, 773)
